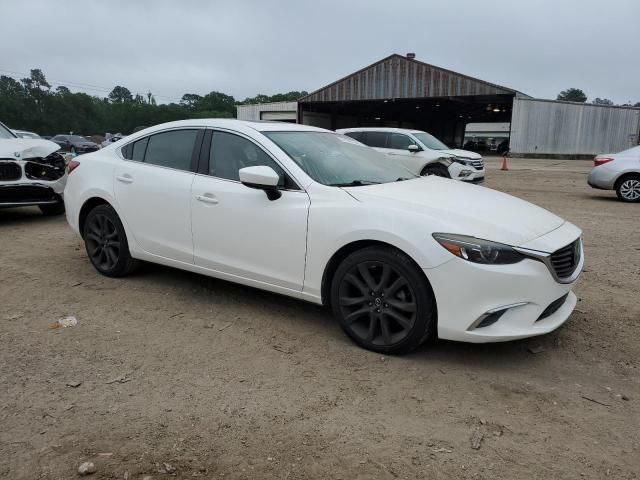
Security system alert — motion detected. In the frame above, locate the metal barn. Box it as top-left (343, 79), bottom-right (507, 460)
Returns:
top-left (237, 54), bottom-right (640, 157)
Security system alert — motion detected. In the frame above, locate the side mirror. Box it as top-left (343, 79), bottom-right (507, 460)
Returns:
top-left (408, 144), bottom-right (420, 153)
top-left (239, 166), bottom-right (282, 201)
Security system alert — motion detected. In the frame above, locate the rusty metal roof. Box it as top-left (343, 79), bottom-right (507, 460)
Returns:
top-left (299, 54), bottom-right (521, 103)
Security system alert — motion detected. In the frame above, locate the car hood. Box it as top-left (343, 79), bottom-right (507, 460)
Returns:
top-left (0, 138), bottom-right (60, 158)
top-left (344, 177), bottom-right (565, 247)
top-left (438, 148), bottom-right (482, 160)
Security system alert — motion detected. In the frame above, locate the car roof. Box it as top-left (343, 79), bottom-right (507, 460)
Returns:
top-left (128, 119), bottom-right (331, 134)
top-left (337, 127), bottom-right (425, 135)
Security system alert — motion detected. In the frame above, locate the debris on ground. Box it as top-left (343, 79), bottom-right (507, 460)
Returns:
top-left (105, 374), bottom-right (131, 385)
top-left (432, 447), bottom-right (453, 453)
top-left (51, 315), bottom-right (78, 329)
top-left (581, 395), bottom-right (611, 407)
top-left (65, 381), bottom-right (82, 388)
top-left (77, 461), bottom-right (96, 475)
top-left (272, 344), bottom-right (292, 354)
top-left (470, 429), bottom-right (484, 450)
top-left (157, 462), bottom-right (176, 474)
top-left (526, 344), bottom-right (545, 354)
top-left (218, 322), bottom-right (232, 331)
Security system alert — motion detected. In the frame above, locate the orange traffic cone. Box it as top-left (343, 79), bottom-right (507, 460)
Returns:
top-left (500, 154), bottom-right (509, 171)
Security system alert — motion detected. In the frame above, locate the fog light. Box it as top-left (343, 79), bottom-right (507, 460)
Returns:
top-left (459, 170), bottom-right (472, 177)
top-left (475, 310), bottom-right (506, 328)
top-left (469, 302), bottom-right (528, 330)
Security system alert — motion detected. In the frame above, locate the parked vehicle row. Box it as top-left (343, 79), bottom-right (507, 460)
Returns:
top-left (337, 127), bottom-right (485, 183)
top-left (63, 119), bottom-right (583, 354)
top-left (50, 135), bottom-right (100, 155)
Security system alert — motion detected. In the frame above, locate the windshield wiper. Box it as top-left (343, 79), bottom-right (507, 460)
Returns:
top-left (329, 180), bottom-right (381, 187)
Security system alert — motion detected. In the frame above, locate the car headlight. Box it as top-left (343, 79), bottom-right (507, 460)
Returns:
top-left (438, 157), bottom-right (453, 166)
top-left (451, 157), bottom-right (472, 166)
top-left (432, 233), bottom-right (524, 264)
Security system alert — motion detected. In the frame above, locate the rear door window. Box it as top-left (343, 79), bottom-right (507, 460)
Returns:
top-left (362, 131), bottom-right (388, 148)
top-left (122, 129), bottom-right (199, 171)
top-left (131, 137), bottom-right (148, 162)
top-left (343, 131), bottom-right (363, 142)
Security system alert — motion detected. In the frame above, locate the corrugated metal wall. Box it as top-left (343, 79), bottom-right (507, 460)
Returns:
top-left (510, 98), bottom-right (640, 155)
top-left (236, 101), bottom-right (297, 121)
top-left (299, 55), bottom-right (515, 103)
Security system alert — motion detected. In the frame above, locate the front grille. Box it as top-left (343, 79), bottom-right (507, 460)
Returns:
top-left (469, 159), bottom-right (484, 170)
top-left (0, 161), bottom-right (22, 181)
top-left (550, 239), bottom-right (581, 279)
top-left (537, 293), bottom-right (569, 321)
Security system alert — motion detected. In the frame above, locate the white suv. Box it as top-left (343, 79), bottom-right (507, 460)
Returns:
top-left (337, 127), bottom-right (485, 183)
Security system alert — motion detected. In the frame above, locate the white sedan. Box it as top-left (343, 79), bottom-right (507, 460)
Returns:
top-left (64, 120), bottom-right (583, 354)
top-left (588, 145), bottom-right (640, 202)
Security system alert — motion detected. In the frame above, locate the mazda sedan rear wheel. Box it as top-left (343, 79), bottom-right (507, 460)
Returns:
top-left (331, 246), bottom-right (436, 354)
top-left (83, 204), bottom-right (138, 277)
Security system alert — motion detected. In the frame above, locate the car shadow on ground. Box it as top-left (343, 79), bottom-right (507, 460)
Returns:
top-left (0, 206), bottom-right (56, 226)
top-left (131, 261), bottom-right (559, 369)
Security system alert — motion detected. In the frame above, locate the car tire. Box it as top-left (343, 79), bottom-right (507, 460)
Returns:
top-left (39, 202), bottom-right (65, 216)
top-left (421, 164), bottom-right (450, 178)
top-left (330, 246), bottom-right (436, 354)
top-left (615, 174), bottom-right (640, 202)
top-left (83, 204), bottom-right (138, 277)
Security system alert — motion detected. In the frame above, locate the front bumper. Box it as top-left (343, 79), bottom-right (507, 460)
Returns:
top-left (0, 183), bottom-right (62, 208)
top-left (448, 163), bottom-right (486, 183)
top-left (426, 228), bottom-right (582, 343)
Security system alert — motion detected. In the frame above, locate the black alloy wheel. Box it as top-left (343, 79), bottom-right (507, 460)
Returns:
top-left (331, 247), bottom-right (435, 354)
top-left (83, 204), bottom-right (138, 277)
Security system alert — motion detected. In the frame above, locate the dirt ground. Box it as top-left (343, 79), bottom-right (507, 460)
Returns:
top-left (1, 157), bottom-right (639, 480)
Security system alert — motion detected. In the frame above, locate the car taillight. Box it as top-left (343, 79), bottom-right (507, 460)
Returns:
top-left (67, 160), bottom-right (81, 173)
top-left (594, 157), bottom-right (614, 167)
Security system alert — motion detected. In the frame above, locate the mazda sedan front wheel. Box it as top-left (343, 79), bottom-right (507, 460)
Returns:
top-left (330, 246), bottom-right (436, 354)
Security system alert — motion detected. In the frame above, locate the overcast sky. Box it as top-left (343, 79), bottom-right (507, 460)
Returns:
top-left (3, 0), bottom-right (639, 104)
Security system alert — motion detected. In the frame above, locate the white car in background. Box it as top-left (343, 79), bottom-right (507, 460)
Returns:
top-left (588, 145), bottom-right (640, 202)
top-left (337, 127), bottom-right (485, 183)
top-left (64, 119), bottom-right (582, 354)
top-left (0, 121), bottom-right (67, 215)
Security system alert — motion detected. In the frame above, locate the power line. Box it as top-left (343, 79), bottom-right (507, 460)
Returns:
top-left (0, 68), bottom-right (184, 103)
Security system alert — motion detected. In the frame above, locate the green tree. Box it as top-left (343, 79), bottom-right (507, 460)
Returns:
top-left (180, 93), bottom-right (203, 109)
top-left (593, 98), bottom-right (614, 105)
top-left (198, 91), bottom-right (236, 116)
top-left (557, 88), bottom-right (587, 103)
top-left (109, 86), bottom-right (133, 103)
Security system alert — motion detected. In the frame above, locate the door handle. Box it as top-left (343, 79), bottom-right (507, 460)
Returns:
top-left (116, 174), bottom-right (133, 184)
top-left (196, 194), bottom-right (219, 205)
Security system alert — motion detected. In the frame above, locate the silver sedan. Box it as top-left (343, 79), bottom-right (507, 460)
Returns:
top-left (588, 145), bottom-right (640, 202)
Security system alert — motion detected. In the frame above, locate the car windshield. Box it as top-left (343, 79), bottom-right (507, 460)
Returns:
top-left (264, 131), bottom-right (417, 186)
top-left (69, 135), bottom-right (89, 142)
top-left (0, 123), bottom-right (17, 140)
top-left (412, 132), bottom-right (449, 150)
top-left (18, 132), bottom-right (40, 139)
